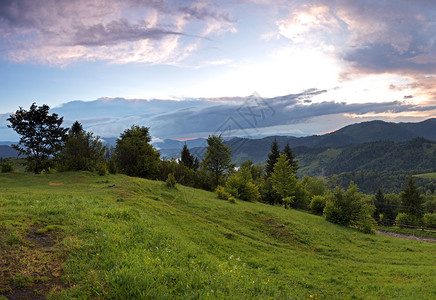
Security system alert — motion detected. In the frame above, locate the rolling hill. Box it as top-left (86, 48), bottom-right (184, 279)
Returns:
top-left (0, 172), bottom-right (435, 298)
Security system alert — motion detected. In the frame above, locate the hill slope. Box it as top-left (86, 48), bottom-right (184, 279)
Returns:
top-left (0, 145), bottom-right (18, 158)
top-left (0, 172), bottom-right (435, 299)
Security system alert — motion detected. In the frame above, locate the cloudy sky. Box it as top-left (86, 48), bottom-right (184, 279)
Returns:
top-left (1, 0), bottom-right (436, 141)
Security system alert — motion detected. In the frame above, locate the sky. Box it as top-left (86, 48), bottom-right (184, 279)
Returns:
top-left (1, 0), bottom-right (436, 141)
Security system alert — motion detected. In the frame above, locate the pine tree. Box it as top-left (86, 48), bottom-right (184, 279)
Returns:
top-left (265, 139), bottom-right (280, 178)
top-left (180, 144), bottom-right (195, 169)
top-left (283, 142), bottom-right (298, 175)
top-left (372, 187), bottom-right (385, 224)
top-left (401, 175), bottom-right (424, 218)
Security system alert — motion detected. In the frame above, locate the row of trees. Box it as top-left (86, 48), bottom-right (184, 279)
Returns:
top-left (7, 103), bottom-right (435, 233)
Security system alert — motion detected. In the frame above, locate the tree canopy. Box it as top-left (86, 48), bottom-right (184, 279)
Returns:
top-left (265, 139), bottom-right (280, 178)
top-left (7, 103), bottom-right (67, 173)
top-left (57, 121), bottom-right (106, 172)
top-left (201, 135), bottom-right (233, 188)
top-left (115, 125), bottom-right (160, 179)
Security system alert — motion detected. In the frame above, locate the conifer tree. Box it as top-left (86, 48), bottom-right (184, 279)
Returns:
top-left (265, 139), bottom-right (280, 177)
top-left (283, 142), bottom-right (298, 175)
top-left (57, 121), bottom-right (106, 171)
top-left (401, 175), bottom-right (424, 218)
top-left (180, 144), bottom-right (195, 169)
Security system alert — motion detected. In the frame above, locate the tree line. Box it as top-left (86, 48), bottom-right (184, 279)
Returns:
top-left (6, 103), bottom-right (436, 233)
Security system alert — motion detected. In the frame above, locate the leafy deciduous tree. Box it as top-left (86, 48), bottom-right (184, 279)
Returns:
top-left (7, 103), bottom-right (67, 173)
top-left (271, 153), bottom-right (298, 208)
top-left (201, 135), bottom-right (233, 188)
top-left (115, 125), bottom-right (160, 179)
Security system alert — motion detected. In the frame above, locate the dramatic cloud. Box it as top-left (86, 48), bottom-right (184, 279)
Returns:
top-left (0, 0), bottom-right (235, 65)
top-left (1, 93), bottom-right (435, 141)
top-left (277, 0), bottom-right (436, 75)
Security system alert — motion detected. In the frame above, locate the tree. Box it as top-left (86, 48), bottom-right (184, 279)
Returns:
top-left (57, 121), bottom-right (107, 172)
top-left (324, 182), bottom-right (375, 233)
top-left (201, 135), bottom-right (233, 188)
top-left (180, 144), bottom-right (195, 169)
top-left (372, 188), bottom-right (385, 224)
top-left (7, 103), bottom-right (67, 173)
top-left (400, 175), bottom-right (424, 218)
top-left (271, 153), bottom-right (298, 208)
top-left (265, 139), bottom-right (280, 178)
top-left (224, 163), bottom-right (260, 202)
top-left (115, 125), bottom-right (160, 179)
top-left (283, 143), bottom-right (298, 175)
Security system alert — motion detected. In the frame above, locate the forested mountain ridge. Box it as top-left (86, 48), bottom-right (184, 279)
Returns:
top-left (297, 137), bottom-right (436, 176)
top-left (228, 118), bottom-right (436, 164)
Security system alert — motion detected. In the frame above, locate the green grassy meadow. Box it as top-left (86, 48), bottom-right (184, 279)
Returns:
top-left (1, 172), bottom-right (436, 299)
top-left (415, 172), bottom-right (436, 180)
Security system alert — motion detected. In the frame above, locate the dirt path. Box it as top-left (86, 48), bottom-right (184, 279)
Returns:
top-left (377, 230), bottom-right (436, 243)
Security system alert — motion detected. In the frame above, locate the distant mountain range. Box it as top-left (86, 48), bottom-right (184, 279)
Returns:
top-left (0, 145), bottom-right (18, 159)
top-left (155, 118), bottom-right (436, 161)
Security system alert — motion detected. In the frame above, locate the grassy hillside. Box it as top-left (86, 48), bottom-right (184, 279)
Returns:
top-left (415, 172), bottom-right (436, 180)
top-left (1, 172), bottom-right (436, 299)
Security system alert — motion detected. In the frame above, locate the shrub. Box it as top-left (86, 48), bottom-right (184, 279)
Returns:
top-left (395, 213), bottom-right (422, 228)
top-left (1, 162), bottom-right (14, 173)
top-left (310, 195), bottom-right (326, 215)
top-left (324, 183), bottom-right (375, 233)
top-left (423, 213), bottom-right (436, 228)
top-left (216, 186), bottom-right (231, 200)
top-left (96, 162), bottom-right (108, 176)
top-left (225, 170), bottom-right (260, 202)
top-left (166, 173), bottom-right (177, 188)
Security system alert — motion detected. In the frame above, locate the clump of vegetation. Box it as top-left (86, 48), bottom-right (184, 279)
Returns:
top-left (309, 195), bottom-right (326, 215)
top-left (1, 161), bottom-right (14, 173)
top-left (166, 173), bottom-right (177, 188)
top-left (324, 182), bottom-right (375, 233)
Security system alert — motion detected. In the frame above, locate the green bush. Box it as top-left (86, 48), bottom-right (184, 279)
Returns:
top-left (216, 185), bottom-right (231, 200)
top-left (423, 213), bottom-right (436, 228)
top-left (96, 162), bottom-right (108, 176)
top-left (225, 171), bottom-right (260, 202)
top-left (1, 162), bottom-right (14, 173)
top-left (166, 173), bottom-right (177, 188)
top-left (310, 195), bottom-right (326, 215)
top-left (323, 183), bottom-right (375, 233)
top-left (395, 213), bottom-right (422, 228)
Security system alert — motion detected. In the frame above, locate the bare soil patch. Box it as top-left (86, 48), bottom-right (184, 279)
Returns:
top-left (0, 225), bottom-right (67, 299)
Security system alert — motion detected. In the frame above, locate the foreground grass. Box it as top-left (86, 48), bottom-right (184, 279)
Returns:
top-left (0, 172), bottom-right (435, 299)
